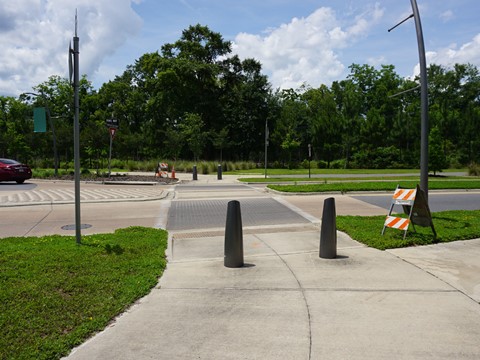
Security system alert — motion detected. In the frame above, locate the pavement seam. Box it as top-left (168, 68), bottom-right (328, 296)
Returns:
top-left (387, 251), bottom-right (480, 305)
top-left (170, 224), bottom-right (319, 239)
top-left (157, 287), bottom-right (459, 293)
top-left (22, 203), bottom-right (55, 237)
top-left (251, 233), bottom-right (313, 360)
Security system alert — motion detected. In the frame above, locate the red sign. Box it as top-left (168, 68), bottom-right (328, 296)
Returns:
top-left (109, 128), bottom-right (116, 139)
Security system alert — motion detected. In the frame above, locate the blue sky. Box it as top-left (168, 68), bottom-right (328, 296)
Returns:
top-left (1, 0), bottom-right (479, 96)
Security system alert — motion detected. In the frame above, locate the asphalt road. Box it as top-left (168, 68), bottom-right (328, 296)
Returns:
top-left (1, 178), bottom-right (479, 239)
top-left (353, 191), bottom-right (480, 212)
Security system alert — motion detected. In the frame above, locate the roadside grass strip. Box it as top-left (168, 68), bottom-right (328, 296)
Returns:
top-left (337, 210), bottom-right (480, 250)
top-left (0, 227), bottom-right (168, 360)
top-left (268, 180), bottom-right (480, 193)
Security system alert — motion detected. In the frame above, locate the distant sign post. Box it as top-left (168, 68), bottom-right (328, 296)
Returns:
top-left (105, 118), bottom-right (119, 129)
top-left (106, 119), bottom-right (119, 178)
top-left (105, 119), bottom-right (118, 178)
top-left (308, 143), bottom-right (312, 179)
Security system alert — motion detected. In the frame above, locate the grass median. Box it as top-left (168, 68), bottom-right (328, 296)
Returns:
top-left (0, 227), bottom-right (168, 360)
top-left (267, 180), bottom-right (480, 193)
top-left (337, 210), bottom-right (480, 250)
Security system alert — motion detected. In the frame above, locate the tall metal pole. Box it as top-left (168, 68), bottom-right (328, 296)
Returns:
top-left (388, 1), bottom-right (429, 200)
top-left (108, 130), bottom-right (113, 178)
top-left (73, 14), bottom-right (81, 244)
top-left (410, 0), bottom-right (429, 200)
top-left (45, 105), bottom-right (59, 177)
top-left (308, 143), bottom-right (311, 179)
top-left (264, 120), bottom-right (268, 179)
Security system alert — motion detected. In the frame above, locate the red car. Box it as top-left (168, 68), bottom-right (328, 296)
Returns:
top-left (0, 158), bottom-right (32, 184)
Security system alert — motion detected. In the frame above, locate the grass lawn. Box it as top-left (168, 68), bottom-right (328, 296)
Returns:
top-left (227, 168), bottom-right (466, 176)
top-left (267, 180), bottom-right (480, 192)
top-left (0, 227), bottom-right (168, 360)
top-left (337, 210), bottom-right (480, 250)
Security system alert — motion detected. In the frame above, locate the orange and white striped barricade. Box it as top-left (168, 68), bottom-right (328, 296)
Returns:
top-left (382, 185), bottom-right (416, 239)
top-left (382, 184), bottom-right (436, 240)
top-left (156, 162), bottom-right (169, 178)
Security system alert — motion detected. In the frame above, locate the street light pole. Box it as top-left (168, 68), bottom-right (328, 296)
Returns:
top-left (265, 119), bottom-right (269, 179)
top-left (69, 12), bottom-right (82, 245)
top-left (410, 0), bottom-right (429, 200)
top-left (388, 0), bottom-right (429, 200)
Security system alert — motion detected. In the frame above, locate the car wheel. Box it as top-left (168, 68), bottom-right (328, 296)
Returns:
top-left (16, 180), bottom-right (25, 184)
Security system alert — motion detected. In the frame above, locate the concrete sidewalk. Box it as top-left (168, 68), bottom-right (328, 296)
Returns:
top-left (65, 228), bottom-right (480, 359)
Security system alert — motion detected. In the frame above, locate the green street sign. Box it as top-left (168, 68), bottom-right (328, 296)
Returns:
top-left (33, 107), bottom-right (47, 133)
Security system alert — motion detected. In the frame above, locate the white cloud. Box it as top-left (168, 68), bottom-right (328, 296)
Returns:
top-left (232, 4), bottom-right (384, 90)
top-left (411, 33), bottom-right (480, 76)
top-left (367, 56), bottom-right (386, 67)
top-left (440, 10), bottom-right (454, 22)
top-left (0, 0), bottom-right (142, 96)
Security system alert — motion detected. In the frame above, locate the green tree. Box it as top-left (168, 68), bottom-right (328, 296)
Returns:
top-left (164, 125), bottom-right (185, 161)
top-left (220, 56), bottom-right (272, 160)
top-left (302, 85), bottom-right (341, 167)
top-left (280, 131), bottom-right (301, 167)
top-left (211, 127), bottom-right (230, 162)
top-left (0, 96), bottom-right (33, 161)
top-left (180, 113), bottom-right (208, 162)
top-left (429, 125), bottom-right (448, 175)
top-left (331, 79), bottom-right (362, 168)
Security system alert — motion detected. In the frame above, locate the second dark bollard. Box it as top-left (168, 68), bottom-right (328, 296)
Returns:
top-left (193, 165), bottom-right (198, 180)
top-left (217, 164), bottom-right (222, 180)
top-left (320, 197), bottom-right (337, 259)
top-left (224, 200), bottom-right (244, 268)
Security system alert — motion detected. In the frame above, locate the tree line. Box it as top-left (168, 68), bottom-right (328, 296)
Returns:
top-left (1, 24), bottom-right (479, 171)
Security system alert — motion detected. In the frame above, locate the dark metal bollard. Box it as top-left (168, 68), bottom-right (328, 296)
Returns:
top-left (193, 165), bottom-right (198, 180)
top-left (217, 164), bottom-right (222, 180)
top-left (320, 197), bottom-right (337, 259)
top-left (224, 200), bottom-right (244, 268)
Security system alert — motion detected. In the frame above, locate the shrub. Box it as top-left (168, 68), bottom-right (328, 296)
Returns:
top-left (226, 162), bottom-right (235, 171)
top-left (468, 162), bottom-right (480, 176)
top-left (110, 159), bottom-right (126, 170)
top-left (271, 160), bottom-right (283, 169)
top-left (316, 160), bottom-right (328, 169)
top-left (373, 146), bottom-right (402, 169)
top-left (351, 146), bottom-right (403, 169)
top-left (299, 159), bottom-right (310, 169)
top-left (330, 159), bottom-right (345, 169)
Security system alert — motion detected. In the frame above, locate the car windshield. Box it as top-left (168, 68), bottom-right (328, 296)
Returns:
top-left (0, 159), bottom-right (20, 165)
